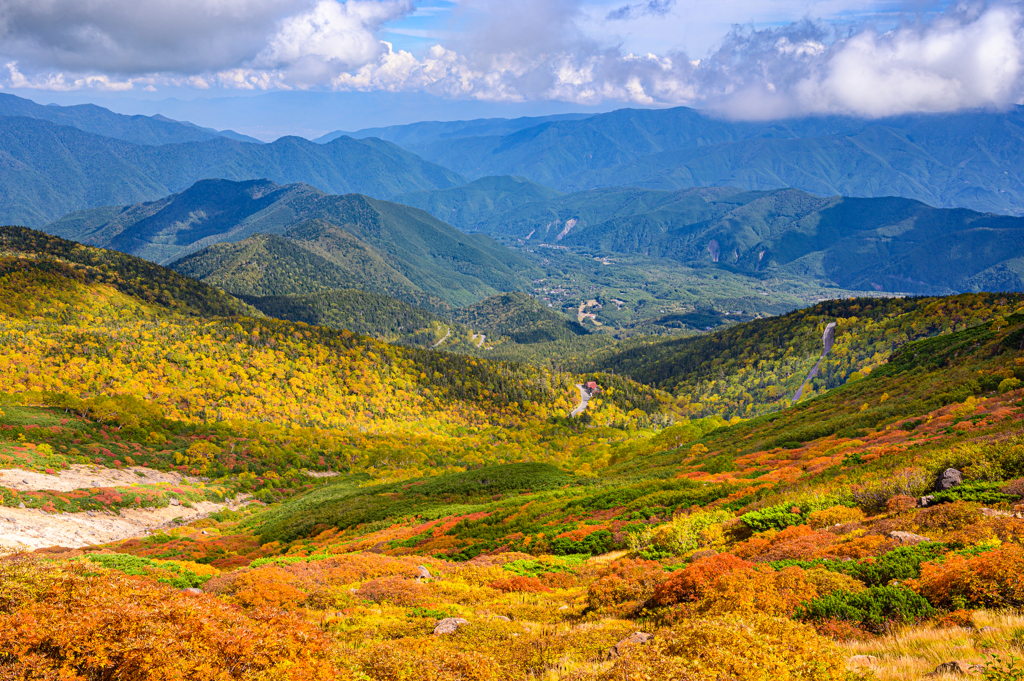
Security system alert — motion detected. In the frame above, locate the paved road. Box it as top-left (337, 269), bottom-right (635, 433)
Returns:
top-left (431, 326), bottom-right (451, 348)
top-left (475, 333), bottom-right (486, 348)
top-left (571, 384), bottom-right (591, 416)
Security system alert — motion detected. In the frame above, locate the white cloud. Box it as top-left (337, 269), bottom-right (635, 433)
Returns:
top-left (2, 0), bottom-right (1024, 121)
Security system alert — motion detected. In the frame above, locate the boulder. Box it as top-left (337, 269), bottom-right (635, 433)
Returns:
top-left (416, 565), bottom-right (432, 580)
top-left (888, 531), bottom-right (932, 545)
top-left (182, 588), bottom-right (203, 595)
top-left (607, 632), bottom-right (654, 660)
top-left (169, 498), bottom-right (180, 507)
top-left (935, 468), bottom-right (963, 491)
top-left (433, 617), bottom-right (469, 635)
top-left (920, 495), bottom-right (936, 507)
top-left (925, 660), bottom-right (981, 676)
top-left (493, 615), bottom-right (511, 622)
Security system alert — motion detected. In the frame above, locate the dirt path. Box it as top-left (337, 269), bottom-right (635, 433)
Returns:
top-left (0, 464), bottom-right (247, 551)
top-left (472, 333), bottom-right (486, 348)
top-left (571, 384), bottom-right (591, 417)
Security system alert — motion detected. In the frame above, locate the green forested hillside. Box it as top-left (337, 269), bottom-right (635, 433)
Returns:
top-left (393, 176), bottom-right (562, 232)
top-left (240, 289), bottom-right (444, 342)
top-left (453, 292), bottom-right (588, 344)
top-left (459, 185), bottom-right (1024, 294)
top-left (0, 225), bottom-right (254, 319)
top-left (0, 118), bottom-right (464, 226)
top-left (44, 179), bottom-right (537, 306)
top-left (591, 293), bottom-right (1024, 418)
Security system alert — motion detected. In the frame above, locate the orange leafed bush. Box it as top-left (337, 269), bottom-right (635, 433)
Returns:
top-left (488, 576), bottom-right (551, 593)
top-left (909, 543), bottom-right (1024, 608)
top-left (231, 565), bottom-right (305, 610)
top-left (0, 559), bottom-right (345, 681)
top-left (650, 554), bottom-right (752, 607)
top-left (732, 525), bottom-right (837, 562)
top-left (886, 495), bottom-right (918, 514)
top-left (806, 505), bottom-right (866, 529)
top-left (356, 575), bottom-right (428, 606)
top-left (585, 559), bottom-right (665, 612)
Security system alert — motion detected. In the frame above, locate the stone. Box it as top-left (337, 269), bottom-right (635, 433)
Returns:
top-left (925, 660), bottom-right (980, 676)
top-left (848, 655), bottom-right (878, 668)
top-left (920, 495), bottom-right (936, 507)
top-left (18, 503), bottom-right (25, 509)
top-left (558, 605), bottom-right (568, 610)
top-left (889, 531), bottom-right (931, 545)
top-left (169, 498), bottom-right (180, 506)
top-left (935, 468), bottom-right (963, 492)
top-left (493, 616), bottom-right (511, 622)
top-left (416, 565), bottom-right (432, 580)
top-left (183, 588), bottom-right (203, 595)
top-left (433, 617), bottom-right (469, 635)
top-left (607, 632), bottom-right (654, 660)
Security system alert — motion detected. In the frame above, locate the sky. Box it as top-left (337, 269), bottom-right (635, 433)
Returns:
top-left (2, 0), bottom-right (1023, 138)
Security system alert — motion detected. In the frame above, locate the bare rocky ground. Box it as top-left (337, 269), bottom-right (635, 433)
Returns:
top-left (0, 464), bottom-right (248, 551)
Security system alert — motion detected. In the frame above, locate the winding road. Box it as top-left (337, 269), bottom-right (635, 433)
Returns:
top-left (431, 326), bottom-right (451, 348)
top-left (571, 384), bottom-right (591, 416)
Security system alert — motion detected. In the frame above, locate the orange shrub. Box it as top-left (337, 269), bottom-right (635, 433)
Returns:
top-left (909, 544), bottom-right (1024, 608)
top-left (732, 525), bottom-right (836, 562)
top-left (0, 560), bottom-right (344, 681)
top-left (356, 576), bottom-right (428, 606)
top-left (231, 566), bottom-right (304, 610)
top-left (585, 559), bottom-right (665, 612)
top-left (488, 576), bottom-right (551, 593)
top-left (650, 554), bottom-right (752, 607)
top-left (886, 495), bottom-right (918, 514)
top-left (807, 506), bottom-right (866, 529)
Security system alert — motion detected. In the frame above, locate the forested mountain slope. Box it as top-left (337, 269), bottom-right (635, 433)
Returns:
top-left (0, 118), bottom-right (464, 226)
top-left (381, 106), bottom-right (1024, 215)
top-left (459, 185), bottom-right (1024, 294)
top-left (591, 293), bottom-right (1024, 418)
top-left (44, 179), bottom-right (535, 306)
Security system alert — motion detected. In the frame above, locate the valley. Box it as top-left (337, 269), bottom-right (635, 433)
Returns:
top-left (2, 93), bottom-right (1024, 681)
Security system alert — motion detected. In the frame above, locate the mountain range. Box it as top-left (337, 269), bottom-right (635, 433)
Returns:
top-left (0, 114), bottom-right (463, 227)
top-left (416, 184), bottom-right (1024, 294)
top-left (0, 93), bottom-right (260, 146)
top-left (45, 178), bottom-right (536, 306)
top-left (339, 106), bottom-right (1024, 216)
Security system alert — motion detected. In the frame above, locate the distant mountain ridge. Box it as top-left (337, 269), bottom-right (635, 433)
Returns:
top-left (367, 106), bottom-right (1024, 216)
top-left (0, 117), bottom-right (465, 226)
top-left (44, 179), bottom-right (538, 307)
top-left (0, 93), bottom-right (258, 145)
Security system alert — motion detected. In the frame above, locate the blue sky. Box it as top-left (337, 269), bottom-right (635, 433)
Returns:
top-left (1, 0), bottom-right (1019, 139)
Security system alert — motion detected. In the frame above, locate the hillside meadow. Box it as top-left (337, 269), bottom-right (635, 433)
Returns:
top-left (1, 226), bottom-right (1024, 679)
